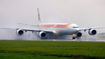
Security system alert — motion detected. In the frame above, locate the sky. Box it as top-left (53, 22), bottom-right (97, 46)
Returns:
top-left (0, 0), bottom-right (105, 39)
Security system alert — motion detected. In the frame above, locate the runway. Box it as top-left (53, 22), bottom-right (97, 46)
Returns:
top-left (39, 38), bottom-right (105, 42)
top-left (0, 30), bottom-right (105, 42)
top-left (0, 38), bottom-right (105, 42)
top-left (0, 29), bottom-right (105, 42)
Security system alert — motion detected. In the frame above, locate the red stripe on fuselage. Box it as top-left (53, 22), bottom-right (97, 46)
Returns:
top-left (38, 23), bottom-right (72, 28)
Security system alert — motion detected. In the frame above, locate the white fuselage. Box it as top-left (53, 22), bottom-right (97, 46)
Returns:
top-left (38, 23), bottom-right (79, 35)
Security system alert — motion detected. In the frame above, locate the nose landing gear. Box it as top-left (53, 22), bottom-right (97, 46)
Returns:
top-left (72, 34), bottom-right (76, 41)
top-left (72, 37), bottom-right (76, 39)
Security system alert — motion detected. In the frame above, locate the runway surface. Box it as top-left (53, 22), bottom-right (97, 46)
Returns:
top-left (0, 34), bottom-right (105, 42)
top-left (40, 38), bottom-right (105, 42)
top-left (0, 29), bottom-right (105, 42)
top-left (0, 38), bottom-right (105, 42)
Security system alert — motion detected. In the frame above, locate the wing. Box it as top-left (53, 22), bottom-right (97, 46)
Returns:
top-left (19, 28), bottom-right (54, 33)
top-left (18, 23), bottom-right (38, 27)
top-left (79, 27), bottom-right (105, 31)
top-left (0, 27), bottom-right (54, 33)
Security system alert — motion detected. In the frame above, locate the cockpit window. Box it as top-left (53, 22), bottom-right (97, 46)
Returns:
top-left (73, 26), bottom-right (79, 28)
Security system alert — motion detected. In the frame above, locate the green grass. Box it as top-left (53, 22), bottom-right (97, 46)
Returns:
top-left (0, 40), bottom-right (105, 59)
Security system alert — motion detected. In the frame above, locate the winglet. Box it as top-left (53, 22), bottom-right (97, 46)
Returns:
top-left (37, 8), bottom-right (43, 23)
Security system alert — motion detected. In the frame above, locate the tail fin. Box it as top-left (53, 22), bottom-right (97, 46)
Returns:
top-left (37, 8), bottom-right (43, 23)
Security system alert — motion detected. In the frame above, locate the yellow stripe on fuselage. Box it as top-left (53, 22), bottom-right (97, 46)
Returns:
top-left (66, 23), bottom-right (73, 27)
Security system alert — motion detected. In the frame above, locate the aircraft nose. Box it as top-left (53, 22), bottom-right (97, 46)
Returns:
top-left (76, 28), bottom-right (79, 31)
top-left (73, 28), bottom-right (79, 32)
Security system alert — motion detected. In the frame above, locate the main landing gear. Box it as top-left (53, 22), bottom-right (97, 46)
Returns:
top-left (72, 34), bottom-right (76, 41)
top-left (72, 32), bottom-right (82, 40)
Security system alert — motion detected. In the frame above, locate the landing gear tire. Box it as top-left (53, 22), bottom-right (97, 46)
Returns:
top-left (72, 37), bottom-right (76, 39)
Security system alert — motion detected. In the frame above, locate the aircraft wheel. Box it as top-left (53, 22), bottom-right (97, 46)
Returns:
top-left (72, 37), bottom-right (76, 39)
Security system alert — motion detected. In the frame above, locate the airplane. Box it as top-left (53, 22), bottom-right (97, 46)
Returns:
top-left (1, 8), bottom-right (105, 39)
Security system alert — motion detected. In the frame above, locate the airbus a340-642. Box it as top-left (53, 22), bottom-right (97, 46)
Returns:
top-left (1, 8), bottom-right (105, 39)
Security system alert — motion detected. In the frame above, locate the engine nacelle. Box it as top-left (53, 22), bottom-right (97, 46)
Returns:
top-left (39, 31), bottom-right (47, 38)
top-left (88, 29), bottom-right (97, 35)
top-left (17, 29), bottom-right (24, 35)
top-left (76, 32), bottom-right (82, 38)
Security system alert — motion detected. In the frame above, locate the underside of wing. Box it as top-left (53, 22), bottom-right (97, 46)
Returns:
top-left (18, 28), bottom-right (54, 33)
top-left (16, 28), bottom-right (56, 39)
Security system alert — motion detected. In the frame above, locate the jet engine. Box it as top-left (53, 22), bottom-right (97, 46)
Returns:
top-left (76, 32), bottom-right (82, 38)
top-left (39, 31), bottom-right (47, 38)
top-left (16, 29), bottom-right (24, 35)
top-left (88, 29), bottom-right (97, 35)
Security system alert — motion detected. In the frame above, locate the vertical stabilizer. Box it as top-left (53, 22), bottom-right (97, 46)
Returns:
top-left (37, 8), bottom-right (43, 23)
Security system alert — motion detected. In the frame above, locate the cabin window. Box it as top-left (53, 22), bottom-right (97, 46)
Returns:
top-left (73, 26), bottom-right (78, 28)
